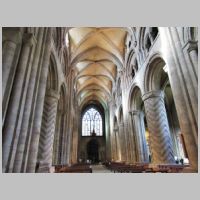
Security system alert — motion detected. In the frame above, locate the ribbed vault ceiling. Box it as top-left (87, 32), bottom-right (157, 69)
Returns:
top-left (68, 27), bottom-right (128, 107)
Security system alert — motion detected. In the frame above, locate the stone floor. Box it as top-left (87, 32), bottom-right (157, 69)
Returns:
top-left (91, 164), bottom-right (111, 173)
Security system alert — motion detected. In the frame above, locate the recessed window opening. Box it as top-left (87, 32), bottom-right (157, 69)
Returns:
top-left (82, 108), bottom-right (103, 136)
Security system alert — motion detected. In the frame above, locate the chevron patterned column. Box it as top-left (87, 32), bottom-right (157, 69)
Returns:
top-left (52, 111), bottom-right (61, 165)
top-left (142, 90), bottom-right (175, 164)
top-left (36, 89), bottom-right (59, 172)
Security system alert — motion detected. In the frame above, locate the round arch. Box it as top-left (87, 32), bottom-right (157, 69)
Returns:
top-left (143, 54), bottom-right (187, 162)
top-left (46, 54), bottom-right (59, 92)
top-left (128, 84), bottom-right (143, 111)
top-left (144, 54), bottom-right (168, 93)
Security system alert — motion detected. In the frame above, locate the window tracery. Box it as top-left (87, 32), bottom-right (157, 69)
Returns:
top-left (82, 108), bottom-right (103, 136)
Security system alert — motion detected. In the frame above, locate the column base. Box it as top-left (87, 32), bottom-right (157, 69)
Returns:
top-left (36, 162), bottom-right (51, 173)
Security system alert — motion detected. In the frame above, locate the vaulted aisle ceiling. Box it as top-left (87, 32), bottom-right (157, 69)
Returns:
top-left (68, 27), bottom-right (128, 107)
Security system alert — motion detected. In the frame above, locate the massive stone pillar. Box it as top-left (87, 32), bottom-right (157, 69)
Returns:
top-left (13, 28), bottom-right (45, 173)
top-left (2, 28), bottom-right (22, 126)
top-left (25, 28), bottom-right (52, 172)
top-left (118, 123), bottom-right (125, 161)
top-left (66, 129), bottom-right (73, 165)
top-left (142, 90), bottom-right (175, 164)
top-left (128, 112), bottom-right (137, 163)
top-left (114, 129), bottom-right (121, 160)
top-left (123, 122), bottom-right (132, 163)
top-left (112, 130), bottom-right (117, 160)
top-left (2, 33), bottom-right (35, 173)
top-left (160, 27), bottom-right (198, 170)
top-left (130, 110), bottom-right (148, 163)
top-left (37, 90), bottom-right (59, 172)
top-left (139, 112), bottom-right (149, 162)
top-left (62, 113), bottom-right (70, 164)
top-left (59, 113), bottom-right (65, 164)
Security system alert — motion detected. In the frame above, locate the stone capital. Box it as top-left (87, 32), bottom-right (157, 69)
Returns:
top-left (23, 33), bottom-right (37, 46)
top-left (142, 90), bottom-right (164, 101)
top-left (129, 110), bottom-right (140, 116)
top-left (2, 28), bottom-right (22, 44)
top-left (183, 41), bottom-right (198, 53)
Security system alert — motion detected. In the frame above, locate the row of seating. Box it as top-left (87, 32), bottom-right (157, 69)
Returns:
top-left (54, 163), bottom-right (92, 173)
top-left (104, 161), bottom-right (186, 173)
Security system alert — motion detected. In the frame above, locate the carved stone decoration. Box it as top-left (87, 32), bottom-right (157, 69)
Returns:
top-left (142, 91), bottom-right (175, 164)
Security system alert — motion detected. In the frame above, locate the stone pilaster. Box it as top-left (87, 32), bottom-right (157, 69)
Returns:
top-left (37, 90), bottom-right (59, 173)
top-left (2, 28), bottom-right (22, 126)
top-left (142, 90), bottom-right (175, 164)
top-left (160, 27), bottom-right (198, 170)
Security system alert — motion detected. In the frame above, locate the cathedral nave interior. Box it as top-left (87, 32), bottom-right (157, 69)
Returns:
top-left (2, 27), bottom-right (198, 173)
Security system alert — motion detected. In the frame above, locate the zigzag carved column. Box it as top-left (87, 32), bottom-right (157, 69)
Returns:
top-left (142, 91), bottom-right (175, 164)
top-left (52, 111), bottom-right (61, 165)
top-left (37, 89), bottom-right (59, 172)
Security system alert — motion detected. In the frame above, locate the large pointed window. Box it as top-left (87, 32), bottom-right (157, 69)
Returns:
top-left (82, 108), bottom-right (103, 136)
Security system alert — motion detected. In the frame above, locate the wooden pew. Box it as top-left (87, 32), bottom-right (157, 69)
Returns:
top-left (105, 161), bottom-right (126, 172)
top-left (106, 162), bottom-right (149, 173)
top-left (104, 162), bottom-right (186, 173)
top-left (54, 164), bottom-right (92, 173)
top-left (157, 164), bottom-right (185, 173)
top-left (152, 164), bottom-right (185, 173)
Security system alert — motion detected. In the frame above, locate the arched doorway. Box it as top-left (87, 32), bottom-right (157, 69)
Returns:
top-left (87, 139), bottom-right (99, 163)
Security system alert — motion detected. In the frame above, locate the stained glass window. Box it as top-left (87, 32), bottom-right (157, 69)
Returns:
top-left (82, 108), bottom-right (103, 136)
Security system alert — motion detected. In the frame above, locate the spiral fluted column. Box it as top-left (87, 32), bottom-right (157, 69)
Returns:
top-left (142, 90), bottom-right (175, 164)
top-left (36, 90), bottom-right (59, 172)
